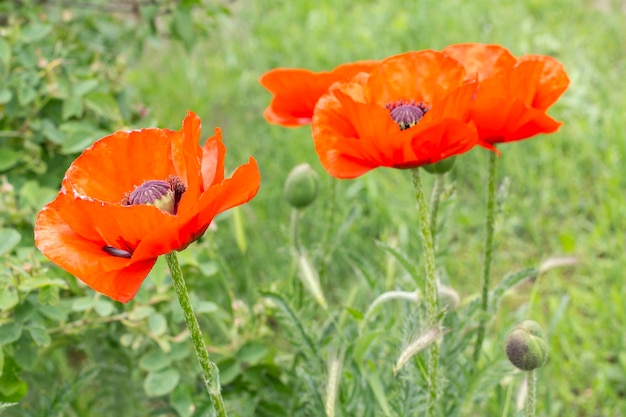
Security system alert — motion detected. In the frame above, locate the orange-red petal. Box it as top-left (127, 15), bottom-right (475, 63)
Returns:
top-left (201, 128), bottom-right (226, 188)
top-left (365, 50), bottom-right (467, 106)
top-left (259, 60), bottom-right (378, 127)
top-left (35, 193), bottom-right (158, 302)
top-left (442, 43), bottom-right (517, 81)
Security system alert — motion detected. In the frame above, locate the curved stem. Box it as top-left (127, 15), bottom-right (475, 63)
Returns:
top-left (166, 252), bottom-right (228, 417)
top-left (473, 150), bottom-right (497, 362)
top-left (410, 168), bottom-right (439, 417)
top-left (526, 370), bottom-right (537, 417)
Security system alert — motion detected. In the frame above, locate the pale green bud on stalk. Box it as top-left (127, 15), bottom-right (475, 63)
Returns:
top-left (284, 163), bottom-right (319, 209)
top-left (505, 320), bottom-right (548, 371)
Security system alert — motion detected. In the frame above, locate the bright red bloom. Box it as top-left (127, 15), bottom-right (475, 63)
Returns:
top-left (443, 43), bottom-right (570, 143)
top-left (35, 112), bottom-right (260, 303)
top-left (311, 50), bottom-right (483, 179)
top-left (259, 60), bottom-right (378, 127)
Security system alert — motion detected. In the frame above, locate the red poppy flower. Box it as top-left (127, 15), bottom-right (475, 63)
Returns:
top-left (442, 43), bottom-right (570, 143)
top-left (35, 112), bottom-right (260, 303)
top-left (259, 60), bottom-right (378, 127)
top-left (311, 50), bottom-right (483, 179)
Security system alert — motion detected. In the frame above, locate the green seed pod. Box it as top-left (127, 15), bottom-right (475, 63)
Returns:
top-left (423, 156), bottom-right (456, 174)
top-left (284, 163), bottom-right (319, 209)
top-left (505, 320), bottom-right (548, 371)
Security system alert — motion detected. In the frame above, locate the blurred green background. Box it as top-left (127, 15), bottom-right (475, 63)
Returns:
top-left (0, 0), bottom-right (624, 416)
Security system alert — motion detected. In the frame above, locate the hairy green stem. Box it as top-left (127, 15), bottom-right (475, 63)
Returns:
top-left (319, 177), bottom-right (337, 279)
top-left (166, 252), bottom-right (228, 417)
top-left (473, 150), bottom-right (497, 362)
top-left (526, 370), bottom-right (537, 417)
top-left (429, 173), bottom-right (445, 247)
top-left (410, 168), bottom-right (439, 416)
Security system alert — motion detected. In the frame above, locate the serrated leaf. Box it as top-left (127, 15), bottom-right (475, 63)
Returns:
top-left (37, 285), bottom-right (60, 306)
top-left (148, 313), bottom-right (167, 336)
top-left (73, 80), bottom-right (99, 97)
top-left (0, 324), bottom-right (22, 345)
top-left (139, 349), bottom-right (171, 372)
top-left (144, 368), bottom-right (180, 397)
top-left (0, 229), bottom-right (20, 255)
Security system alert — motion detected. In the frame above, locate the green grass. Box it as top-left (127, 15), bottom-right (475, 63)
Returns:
top-left (122, 0), bottom-right (626, 415)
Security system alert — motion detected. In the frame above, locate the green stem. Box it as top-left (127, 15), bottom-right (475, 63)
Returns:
top-left (473, 150), bottom-right (497, 362)
top-left (410, 168), bottom-right (439, 417)
top-left (319, 177), bottom-right (337, 279)
top-left (429, 173), bottom-right (445, 247)
top-left (166, 252), bottom-right (228, 417)
top-left (290, 208), bottom-right (304, 307)
top-left (526, 370), bottom-right (537, 417)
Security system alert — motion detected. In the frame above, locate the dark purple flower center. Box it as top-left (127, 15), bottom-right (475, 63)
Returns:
top-left (104, 176), bottom-right (187, 258)
top-left (386, 100), bottom-right (429, 131)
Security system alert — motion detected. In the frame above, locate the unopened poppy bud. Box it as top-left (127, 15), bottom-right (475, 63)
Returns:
top-left (423, 156), bottom-right (456, 174)
top-left (284, 163), bottom-right (319, 209)
top-left (127, 180), bottom-right (176, 214)
top-left (505, 320), bottom-right (548, 371)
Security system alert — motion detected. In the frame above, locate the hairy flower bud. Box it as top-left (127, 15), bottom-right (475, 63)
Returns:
top-left (284, 163), bottom-right (319, 209)
top-left (423, 156), bottom-right (456, 174)
top-left (505, 320), bottom-right (548, 371)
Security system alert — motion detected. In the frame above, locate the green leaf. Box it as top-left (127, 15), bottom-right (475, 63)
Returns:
top-left (94, 299), bottom-right (115, 317)
top-left (0, 38), bottom-right (11, 67)
top-left (59, 122), bottom-right (106, 155)
top-left (40, 119), bottom-right (64, 145)
top-left (62, 94), bottom-right (83, 120)
top-left (144, 368), bottom-right (180, 397)
top-left (71, 296), bottom-right (94, 312)
top-left (171, 6), bottom-right (195, 51)
top-left (18, 181), bottom-right (56, 211)
top-left (170, 385), bottom-right (194, 417)
top-left (237, 341), bottom-right (268, 364)
top-left (27, 326), bottom-right (51, 347)
top-left (128, 306), bottom-right (155, 321)
top-left (148, 313), bottom-right (167, 336)
top-left (0, 149), bottom-right (20, 172)
top-left (84, 91), bottom-right (120, 120)
top-left (73, 80), bottom-right (99, 97)
top-left (365, 360), bottom-right (393, 417)
top-left (195, 301), bottom-right (218, 314)
top-left (0, 89), bottom-right (12, 105)
top-left (0, 288), bottom-right (18, 312)
top-left (37, 285), bottom-right (60, 306)
top-left (0, 324), bottom-right (22, 345)
top-left (139, 349), bottom-right (171, 372)
top-left (13, 337), bottom-right (38, 370)
top-left (216, 357), bottom-right (240, 385)
top-left (0, 229), bottom-right (20, 255)
top-left (38, 304), bottom-right (69, 322)
top-left (20, 22), bottom-right (53, 43)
